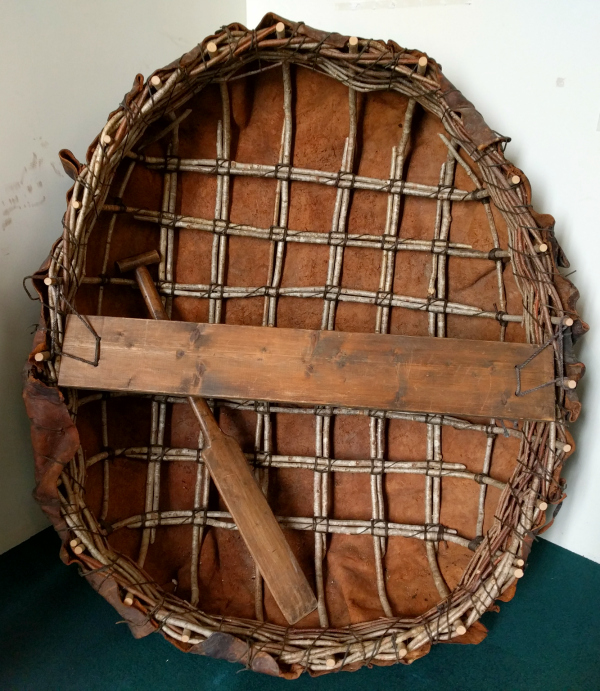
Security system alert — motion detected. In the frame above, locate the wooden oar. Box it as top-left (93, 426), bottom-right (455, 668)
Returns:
top-left (60, 316), bottom-right (558, 422)
top-left (109, 250), bottom-right (317, 625)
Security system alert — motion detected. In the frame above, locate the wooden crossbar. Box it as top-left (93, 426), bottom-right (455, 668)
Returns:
top-left (58, 316), bottom-right (555, 421)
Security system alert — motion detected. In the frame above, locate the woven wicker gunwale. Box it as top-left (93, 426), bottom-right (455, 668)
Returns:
top-left (24, 14), bottom-right (585, 677)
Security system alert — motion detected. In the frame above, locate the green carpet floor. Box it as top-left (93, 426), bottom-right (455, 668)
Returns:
top-left (1, 528), bottom-right (599, 690)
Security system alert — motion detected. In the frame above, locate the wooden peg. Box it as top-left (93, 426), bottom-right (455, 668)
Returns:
top-left (276, 21), bottom-right (285, 39)
top-left (102, 134), bottom-right (112, 145)
top-left (207, 41), bottom-right (218, 58)
top-left (349, 36), bottom-right (359, 54)
top-left (515, 558), bottom-right (525, 567)
top-left (564, 379), bottom-right (577, 390)
top-left (34, 351), bottom-right (50, 362)
top-left (511, 175), bottom-right (521, 185)
top-left (44, 276), bottom-right (59, 286)
top-left (537, 500), bottom-right (548, 511)
top-left (398, 644), bottom-right (408, 658)
top-left (71, 537), bottom-right (84, 555)
top-left (181, 628), bottom-right (191, 643)
top-left (563, 316), bottom-right (574, 327)
top-left (514, 568), bottom-right (524, 579)
top-left (325, 657), bottom-right (336, 669)
top-left (536, 243), bottom-right (548, 253)
top-left (561, 443), bottom-right (572, 453)
top-left (69, 537), bottom-right (82, 554)
top-left (150, 75), bottom-right (161, 88)
top-left (72, 200), bottom-right (81, 210)
top-left (454, 621), bottom-right (467, 636)
top-left (123, 592), bottom-right (135, 606)
top-left (416, 56), bottom-right (428, 78)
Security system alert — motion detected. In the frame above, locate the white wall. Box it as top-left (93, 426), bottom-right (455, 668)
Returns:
top-left (0, 0), bottom-right (246, 554)
top-left (247, 0), bottom-right (600, 562)
top-left (3, 0), bottom-right (599, 564)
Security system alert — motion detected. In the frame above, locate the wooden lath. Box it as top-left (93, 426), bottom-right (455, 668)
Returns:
top-left (58, 315), bottom-right (555, 422)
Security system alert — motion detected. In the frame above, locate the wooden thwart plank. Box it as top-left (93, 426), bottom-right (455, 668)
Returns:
top-left (59, 316), bottom-right (555, 421)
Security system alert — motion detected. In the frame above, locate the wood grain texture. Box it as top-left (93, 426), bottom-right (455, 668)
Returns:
top-left (187, 397), bottom-right (318, 625)
top-left (59, 316), bottom-right (555, 421)
top-left (134, 265), bottom-right (168, 321)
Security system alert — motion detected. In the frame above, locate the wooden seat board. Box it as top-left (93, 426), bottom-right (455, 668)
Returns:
top-left (58, 315), bottom-right (555, 421)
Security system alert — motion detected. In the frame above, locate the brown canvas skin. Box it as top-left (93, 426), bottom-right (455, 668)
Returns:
top-left (23, 14), bottom-right (584, 677)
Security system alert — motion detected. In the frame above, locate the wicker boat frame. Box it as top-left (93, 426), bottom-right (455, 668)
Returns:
top-left (24, 14), bottom-right (585, 677)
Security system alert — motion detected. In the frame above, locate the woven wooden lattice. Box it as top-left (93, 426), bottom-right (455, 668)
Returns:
top-left (25, 14), bottom-right (585, 677)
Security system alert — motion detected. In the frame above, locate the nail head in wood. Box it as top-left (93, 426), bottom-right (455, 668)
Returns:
top-left (514, 568), bottom-right (524, 579)
top-left (511, 175), bottom-right (520, 185)
top-left (207, 41), bottom-right (218, 58)
top-left (276, 21), bottom-right (285, 38)
top-left (34, 351), bottom-right (50, 362)
top-left (150, 75), bottom-right (162, 88)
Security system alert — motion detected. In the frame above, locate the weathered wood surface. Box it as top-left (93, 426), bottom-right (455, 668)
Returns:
top-left (187, 397), bottom-right (318, 624)
top-left (59, 316), bottom-right (555, 421)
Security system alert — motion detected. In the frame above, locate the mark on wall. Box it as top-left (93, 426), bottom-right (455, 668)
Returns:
top-left (2, 192), bottom-right (47, 231)
top-left (160, 30), bottom-right (189, 48)
top-left (1, 140), bottom-right (51, 231)
top-left (556, 77), bottom-right (565, 87)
